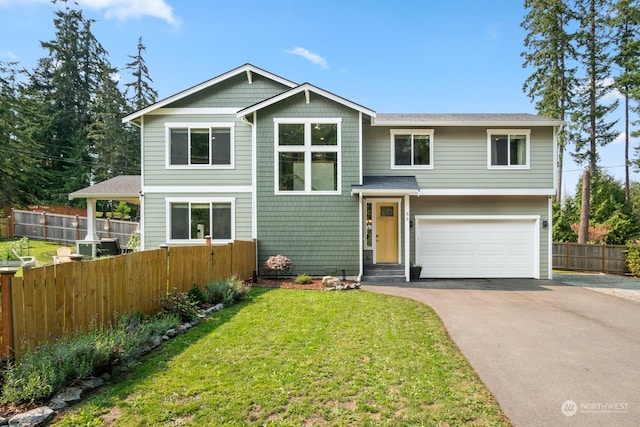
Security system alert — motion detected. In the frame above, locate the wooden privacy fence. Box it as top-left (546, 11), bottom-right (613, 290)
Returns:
top-left (11, 209), bottom-right (139, 248)
top-left (0, 240), bottom-right (256, 359)
top-left (552, 242), bottom-right (627, 275)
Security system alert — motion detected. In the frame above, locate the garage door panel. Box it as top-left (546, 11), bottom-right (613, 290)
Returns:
top-left (416, 217), bottom-right (537, 278)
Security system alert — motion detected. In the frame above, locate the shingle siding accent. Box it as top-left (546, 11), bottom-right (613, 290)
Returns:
top-left (169, 74), bottom-right (291, 109)
top-left (255, 92), bottom-right (361, 276)
top-left (363, 126), bottom-right (554, 190)
top-left (410, 195), bottom-right (550, 279)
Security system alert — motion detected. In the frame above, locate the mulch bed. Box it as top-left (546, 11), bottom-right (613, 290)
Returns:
top-left (254, 277), bottom-right (354, 290)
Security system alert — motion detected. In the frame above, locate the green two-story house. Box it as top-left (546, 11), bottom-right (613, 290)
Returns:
top-left (123, 63), bottom-right (562, 281)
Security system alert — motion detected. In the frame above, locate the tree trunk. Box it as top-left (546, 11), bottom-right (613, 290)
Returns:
top-left (578, 169), bottom-right (591, 244)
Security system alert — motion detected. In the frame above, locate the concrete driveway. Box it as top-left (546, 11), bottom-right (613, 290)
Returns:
top-left (362, 279), bottom-right (640, 426)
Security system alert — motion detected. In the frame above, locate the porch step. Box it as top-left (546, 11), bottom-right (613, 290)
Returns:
top-left (361, 264), bottom-right (406, 283)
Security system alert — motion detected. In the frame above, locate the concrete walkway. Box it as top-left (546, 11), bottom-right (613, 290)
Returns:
top-left (362, 279), bottom-right (640, 426)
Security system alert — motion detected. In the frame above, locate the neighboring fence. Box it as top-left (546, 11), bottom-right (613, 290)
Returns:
top-left (11, 209), bottom-right (138, 248)
top-left (552, 242), bottom-right (627, 275)
top-left (0, 218), bottom-right (10, 239)
top-left (0, 240), bottom-right (257, 359)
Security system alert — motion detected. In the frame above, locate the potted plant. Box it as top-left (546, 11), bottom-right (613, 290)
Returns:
top-left (410, 260), bottom-right (422, 281)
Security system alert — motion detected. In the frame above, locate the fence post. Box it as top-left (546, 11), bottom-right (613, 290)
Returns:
top-left (602, 244), bottom-right (606, 273)
top-left (565, 242), bottom-right (570, 270)
top-left (0, 268), bottom-right (17, 360)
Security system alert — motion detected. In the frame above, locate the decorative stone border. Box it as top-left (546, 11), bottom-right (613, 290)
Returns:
top-left (0, 303), bottom-right (226, 426)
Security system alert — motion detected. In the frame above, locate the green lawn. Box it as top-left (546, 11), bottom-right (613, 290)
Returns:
top-left (52, 288), bottom-right (508, 426)
top-left (0, 239), bottom-right (74, 276)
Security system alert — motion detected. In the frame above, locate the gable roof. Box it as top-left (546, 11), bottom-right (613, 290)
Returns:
top-left (372, 113), bottom-right (564, 127)
top-left (122, 64), bottom-right (298, 123)
top-left (237, 82), bottom-right (376, 118)
top-left (351, 176), bottom-right (420, 196)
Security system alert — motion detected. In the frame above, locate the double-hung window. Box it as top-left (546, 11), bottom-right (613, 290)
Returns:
top-left (487, 129), bottom-right (530, 169)
top-left (391, 129), bottom-right (434, 169)
top-left (166, 123), bottom-right (234, 168)
top-left (167, 198), bottom-right (234, 242)
top-left (275, 118), bottom-right (341, 194)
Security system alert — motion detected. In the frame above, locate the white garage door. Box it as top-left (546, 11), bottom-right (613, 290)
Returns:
top-left (416, 216), bottom-right (538, 278)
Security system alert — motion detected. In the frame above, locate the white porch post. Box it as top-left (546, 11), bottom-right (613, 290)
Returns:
top-left (85, 198), bottom-right (99, 240)
top-left (404, 194), bottom-right (410, 282)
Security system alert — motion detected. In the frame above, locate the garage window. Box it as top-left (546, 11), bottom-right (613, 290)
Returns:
top-left (487, 129), bottom-right (530, 169)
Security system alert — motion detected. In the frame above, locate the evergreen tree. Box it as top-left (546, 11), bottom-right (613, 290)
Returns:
top-left (122, 37), bottom-right (158, 175)
top-left (0, 61), bottom-right (41, 208)
top-left (571, 0), bottom-right (619, 243)
top-left (521, 0), bottom-right (577, 202)
top-left (26, 1), bottom-right (113, 205)
top-left (87, 63), bottom-right (131, 183)
top-left (611, 0), bottom-right (640, 205)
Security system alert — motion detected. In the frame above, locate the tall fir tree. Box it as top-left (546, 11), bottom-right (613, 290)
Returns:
top-left (611, 0), bottom-right (640, 205)
top-left (26, 1), bottom-right (113, 205)
top-left (123, 37), bottom-right (158, 176)
top-left (521, 0), bottom-right (577, 202)
top-left (571, 0), bottom-right (619, 243)
top-left (0, 61), bottom-right (41, 208)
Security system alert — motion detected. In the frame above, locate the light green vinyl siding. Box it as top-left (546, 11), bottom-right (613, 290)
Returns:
top-left (255, 92), bottom-right (361, 276)
top-left (363, 126), bottom-right (554, 190)
top-left (409, 195), bottom-right (550, 278)
top-left (143, 114), bottom-right (252, 186)
top-left (142, 192), bottom-right (253, 249)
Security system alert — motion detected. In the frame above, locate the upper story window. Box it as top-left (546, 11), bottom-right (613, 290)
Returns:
top-left (274, 118), bottom-right (341, 194)
top-left (487, 129), bottom-right (530, 169)
top-left (390, 129), bottom-right (434, 169)
top-left (166, 122), bottom-right (234, 168)
top-left (167, 198), bottom-right (234, 243)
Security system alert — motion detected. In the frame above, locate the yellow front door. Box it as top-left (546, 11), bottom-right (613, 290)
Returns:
top-left (376, 203), bottom-right (399, 263)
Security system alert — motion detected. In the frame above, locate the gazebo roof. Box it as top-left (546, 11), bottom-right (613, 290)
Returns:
top-left (68, 175), bottom-right (141, 204)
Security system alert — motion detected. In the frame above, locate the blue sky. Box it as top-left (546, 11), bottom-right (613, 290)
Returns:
top-left (0, 0), bottom-right (636, 196)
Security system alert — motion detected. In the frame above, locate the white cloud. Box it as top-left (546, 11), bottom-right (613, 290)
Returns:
top-left (78, 0), bottom-right (180, 27)
top-left (1, 50), bottom-right (17, 59)
top-left (0, 0), bottom-right (180, 27)
top-left (286, 47), bottom-right (328, 69)
top-left (612, 131), bottom-right (637, 145)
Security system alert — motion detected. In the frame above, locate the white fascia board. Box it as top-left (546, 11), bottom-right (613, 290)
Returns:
top-left (419, 188), bottom-right (555, 196)
top-left (149, 108), bottom-right (241, 115)
top-left (237, 83), bottom-right (376, 118)
top-left (123, 64), bottom-right (297, 123)
top-left (371, 120), bottom-right (563, 127)
top-left (143, 185), bottom-right (253, 194)
top-left (351, 189), bottom-right (420, 196)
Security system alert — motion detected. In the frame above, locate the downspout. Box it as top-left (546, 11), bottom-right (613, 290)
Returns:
top-left (404, 194), bottom-right (410, 282)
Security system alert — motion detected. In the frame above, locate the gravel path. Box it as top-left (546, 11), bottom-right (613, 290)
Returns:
top-left (553, 272), bottom-right (640, 303)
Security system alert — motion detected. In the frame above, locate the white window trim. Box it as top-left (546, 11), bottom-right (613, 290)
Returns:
top-left (487, 129), bottom-right (531, 170)
top-left (273, 118), bottom-right (342, 195)
top-left (165, 122), bottom-right (235, 169)
top-left (165, 197), bottom-right (236, 244)
top-left (390, 129), bottom-right (434, 170)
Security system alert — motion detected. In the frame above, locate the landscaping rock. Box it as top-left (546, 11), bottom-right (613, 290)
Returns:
top-left (165, 328), bottom-right (177, 338)
top-left (0, 415), bottom-right (7, 426)
top-left (79, 377), bottom-right (104, 390)
top-left (213, 303), bottom-right (224, 311)
top-left (9, 406), bottom-right (54, 426)
top-left (50, 387), bottom-right (82, 405)
top-left (322, 276), bottom-right (341, 287)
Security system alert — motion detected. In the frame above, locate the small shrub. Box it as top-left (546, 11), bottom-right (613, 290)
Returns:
top-left (204, 277), bottom-right (248, 306)
top-left (294, 274), bottom-right (312, 284)
top-left (0, 313), bottom-right (182, 406)
top-left (626, 241), bottom-right (640, 277)
top-left (187, 284), bottom-right (207, 306)
top-left (160, 289), bottom-right (199, 323)
top-left (263, 254), bottom-right (293, 277)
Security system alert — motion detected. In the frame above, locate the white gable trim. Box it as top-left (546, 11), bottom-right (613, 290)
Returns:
top-left (149, 108), bottom-right (240, 115)
top-left (123, 64), bottom-right (297, 123)
top-left (237, 83), bottom-right (376, 118)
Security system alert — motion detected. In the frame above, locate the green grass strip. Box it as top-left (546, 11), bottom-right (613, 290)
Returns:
top-left (52, 288), bottom-right (508, 426)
